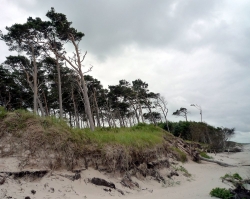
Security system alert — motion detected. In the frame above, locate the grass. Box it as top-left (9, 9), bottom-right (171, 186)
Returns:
top-left (221, 173), bottom-right (243, 181)
top-left (0, 106), bottom-right (7, 119)
top-left (0, 109), bottom-right (190, 170)
top-left (81, 125), bottom-right (165, 149)
top-left (171, 147), bottom-right (187, 162)
top-left (199, 151), bottom-right (213, 159)
top-left (1, 110), bottom-right (167, 150)
top-left (175, 165), bottom-right (191, 177)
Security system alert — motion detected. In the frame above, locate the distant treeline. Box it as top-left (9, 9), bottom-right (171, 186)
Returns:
top-left (159, 121), bottom-right (235, 150)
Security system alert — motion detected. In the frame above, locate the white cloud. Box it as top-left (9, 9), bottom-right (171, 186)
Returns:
top-left (231, 131), bottom-right (250, 144)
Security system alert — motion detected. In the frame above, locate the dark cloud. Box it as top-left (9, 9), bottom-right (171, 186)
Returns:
top-left (8, 0), bottom-right (221, 58)
top-left (0, 0), bottom-right (249, 140)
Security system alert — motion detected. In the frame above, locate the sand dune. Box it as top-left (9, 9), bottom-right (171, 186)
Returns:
top-left (0, 144), bottom-right (249, 199)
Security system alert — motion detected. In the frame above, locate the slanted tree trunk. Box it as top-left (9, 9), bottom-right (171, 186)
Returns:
top-left (37, 96), bottom-right (45, 117)
top-left (138, 102), bottom-right (144, 123)
top-left (130, 100), bottom-right (140, 123)
top-left (156, 96), bottom-right (170, 132)
top-left (145, 100), bottom-right (156, 125)
top-left (71, 89), bottom-right (79, 128)
top-left (93, 89), bottom-right (101, 127)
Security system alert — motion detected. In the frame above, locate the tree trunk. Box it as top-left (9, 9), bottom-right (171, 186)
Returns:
top-left (199, 156), bottom-right (236, 167)
top-left (43, 91), bottom-right (49, 116)
top-left (31, 45), bottom-right (38, 115)
top-left (37, 96), bottom-right (45, 117)
top-left (93, 89), bottom-right (101, 127)
top-left (130, 101), bottom-right (140, 123)
top-left (56, 57), bottom-right (63, 119)
top-left (146, 100), bottom-right (156, 125)
top-left (138, 102), bottom-right (144, 123)
top-left (71, 89), bottom-right (79, 128)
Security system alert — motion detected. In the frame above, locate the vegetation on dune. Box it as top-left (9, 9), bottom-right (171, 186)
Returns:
top-left (0, 7), bottom-right (237, 176)
top-left (199, 151), bottom-right (212, 159)
top-left (0, 7), bottom-right (235, 152)
top-left (210, 173), bottom-right (250, 199)
top-left (1, 110), bottom-right (165, 149)
top-left (0, 109), bottom-right (185, 171)
top-left (159, 121), bottom-right (235, 152)
top-left (210, 187), bottom-right (233, 199)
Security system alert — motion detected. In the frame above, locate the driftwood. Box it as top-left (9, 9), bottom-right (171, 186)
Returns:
top-left (59, 173), bottom-right (81, 181)
top-left (91, 177), bottom-right (116, 189)
top-left (0, 170), bottom-right (48, 179)
top-left (0, 176), bottom-right (6, 185)
top-left (199, 156), bottom-right (236, 167)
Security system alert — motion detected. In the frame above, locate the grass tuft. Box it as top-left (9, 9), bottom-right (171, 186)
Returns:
top-left (0, 106), bottom-right (7, 119)
top-left (200, 151), bottom-right (212, 159)
top-left (171, 147), bottom-right (187, 162)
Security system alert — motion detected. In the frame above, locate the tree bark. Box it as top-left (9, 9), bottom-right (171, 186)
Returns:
top-left (56, 57), bottom-right (63, 119)
top-left (31, 44), bottom-right (38, 115)
top-left (93, 89), bottom-right (101, 127)
top-left (71, 89), bottom-right (79, 128)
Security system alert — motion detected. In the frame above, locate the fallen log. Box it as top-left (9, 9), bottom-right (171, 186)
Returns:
top-left (199, 156), bottom-right (236, 167)
top-left (91, 177), bottom-right (116, 189)
top-left (0, 170), bottom-right (48, 178)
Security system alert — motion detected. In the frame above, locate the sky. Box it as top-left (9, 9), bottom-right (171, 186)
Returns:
top-left (0, 0), bottom-right (249, 143)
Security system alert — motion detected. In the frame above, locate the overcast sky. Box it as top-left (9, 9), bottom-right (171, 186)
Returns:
top-left (1, 0), bottom-right (249, 142)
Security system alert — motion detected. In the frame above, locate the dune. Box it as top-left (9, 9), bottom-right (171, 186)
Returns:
top-left (1, 144), bottom-right (249, 199)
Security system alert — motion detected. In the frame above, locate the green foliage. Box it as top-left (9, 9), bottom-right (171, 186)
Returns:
top-left (210, 187), bottom-right (233, 199)
top-left (0, 106), bottom-right (7, 119)
top-left (171, 147), bottom-right (187, 162)
top-left (3, 110), bottom-right (35, 131)
top-left (159, 121), bottom-right (235, 153)
top-left (80, 123), bottom-right (165, 149)
top-left (232, 173), bottom-right (242, 180)
top-left (221, 173), bottom-right (242, 181)
top-left (177, 165), bottom-right (191, 177)
top-left (200, 151), bottom-right (212, 159)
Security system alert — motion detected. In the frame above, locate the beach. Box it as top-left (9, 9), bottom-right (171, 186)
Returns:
top-left (1, 144), bottom-right (249, 199)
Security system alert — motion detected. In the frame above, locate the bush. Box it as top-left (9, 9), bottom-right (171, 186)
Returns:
top-left (210, 187), bottom-right (233, 199)
top-left (0, 106), bottom-right (7, 119)
top-left (232, 173), bottom-right (242, 180)
top-left (221, 173), bottom-right (243, 181)
top-left (171, 147), bottom-right (187, 162)
top-left (200, 151), bottom-right (212, 159)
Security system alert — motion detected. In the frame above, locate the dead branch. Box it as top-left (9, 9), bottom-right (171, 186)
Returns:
top-left (199, 156), bottom-right (236, 167)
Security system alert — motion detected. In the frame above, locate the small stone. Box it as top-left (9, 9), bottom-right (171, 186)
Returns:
top-left (50, 187), bottom-right (55, 193)
top-left (31, 190), bottom-right (36, 194)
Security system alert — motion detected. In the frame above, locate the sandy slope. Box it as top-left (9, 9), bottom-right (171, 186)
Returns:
top-left (1, 145), bottom-right (249, 199)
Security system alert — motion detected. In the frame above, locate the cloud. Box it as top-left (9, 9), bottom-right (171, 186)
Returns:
top-left (231, 131), bottom-right (250, 144)
top-left (0, 0), bottom-right (249, 134)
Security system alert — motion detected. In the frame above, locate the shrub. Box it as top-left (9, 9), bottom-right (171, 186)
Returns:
top-left (200, 151), bottom-right (212, 159)
top-left (171, 147), bottom-right (187, 162)
top-left (0, 106), bottom-right (7, 119)
top-left (221, 173), bottom-right (243, 181)
top-left (210, 187), bottom-right (233, 199)
top-left (232, 173), bottom-right (242, 180)
top-left (178, 165), bottom-right (191, 177)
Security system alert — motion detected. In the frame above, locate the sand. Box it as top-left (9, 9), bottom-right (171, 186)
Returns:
top-left (0, 144), bottom-right (249, 199)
